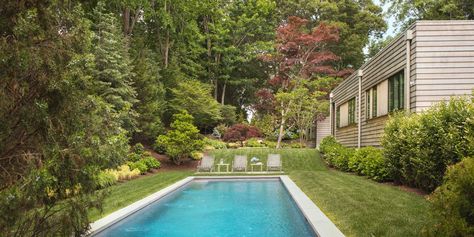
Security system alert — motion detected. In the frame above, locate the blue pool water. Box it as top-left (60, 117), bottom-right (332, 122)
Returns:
top-left (95, 179), bottom-right (315, 237)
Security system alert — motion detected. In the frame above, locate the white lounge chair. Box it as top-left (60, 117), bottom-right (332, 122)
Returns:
top-left (197, 155), bottom-right (214, 172)
top-left (232, 155), bottom-right (247, 172)
top-left (267, 154), bottom-right (282, 172)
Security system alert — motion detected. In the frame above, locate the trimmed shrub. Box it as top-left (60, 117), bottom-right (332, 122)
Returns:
top-left (319, 136), bottom-right (339, 154)
top-left (426, 158), bottom-right (474, 236)
top-left (352, 147), bottom-right (390, 182)
top-left (319, 136), bottom-right (354, 171)
top-left (382, 97), bottom-right (474, 191)
top-left (246, 138), bottom-right (265, 147)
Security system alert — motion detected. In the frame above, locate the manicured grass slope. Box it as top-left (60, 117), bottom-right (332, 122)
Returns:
top-left (210, 148), bottom-right (433, 237)
top-left (89, 171), bottom-right (192, 221)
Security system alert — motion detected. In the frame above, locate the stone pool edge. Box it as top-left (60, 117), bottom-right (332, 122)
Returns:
top-left (89, 175), bottom-right (345, 237)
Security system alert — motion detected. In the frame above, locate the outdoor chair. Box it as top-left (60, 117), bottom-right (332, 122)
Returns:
top-left (196, 155), bottom-right (215, 172)
top-left (267, 154), bottom-right (282, 172)
top-left (232, 155), bottom-right (248, 172)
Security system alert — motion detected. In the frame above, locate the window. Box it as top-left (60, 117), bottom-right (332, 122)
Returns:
top-left (337, 97), bottom-right (356, 128)
top-left (389, 71), bottom-right (404, 112)
top-left (366, 86), bottom-right (378, 119)
top-left (348, 98), bottom-right (356, 124)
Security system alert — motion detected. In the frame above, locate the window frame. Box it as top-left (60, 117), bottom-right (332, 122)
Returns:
top-left (388, 71), bottom-right (405, 112)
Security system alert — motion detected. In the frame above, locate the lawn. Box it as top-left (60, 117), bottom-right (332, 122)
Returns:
top-left (92, 148), bottom-right (433, 237)
top-left (89, 170), bottom-right (192, 221)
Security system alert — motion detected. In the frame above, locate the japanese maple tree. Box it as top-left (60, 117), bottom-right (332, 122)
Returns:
top-left (223, 124), bottom-right (262, 146)
top-left (259, 16), bottom-right (352, 148)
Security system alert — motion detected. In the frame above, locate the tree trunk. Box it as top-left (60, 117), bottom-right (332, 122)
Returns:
top-left (221, 81), bottom-right (226, 105)
top-left (276, 110), bottom-right (286, 148)
top-left (123, 8), bottom-right (130, 36)
top-left (164, 29), bottom-right (170, 68)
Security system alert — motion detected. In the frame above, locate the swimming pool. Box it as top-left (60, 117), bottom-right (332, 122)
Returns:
top-left (91, 176), bottom-right (344, 237)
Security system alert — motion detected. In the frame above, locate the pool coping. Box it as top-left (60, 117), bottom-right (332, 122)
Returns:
top-left (89, 175), bottom-right (345, 237)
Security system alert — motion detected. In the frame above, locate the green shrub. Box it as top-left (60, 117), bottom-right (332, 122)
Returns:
top-left (262, 140), bottom-right (277, 148)
top-left (141, 155), bottom-right (161, 169)
top-left (426, 158), bottom-right (474, 236)
top-left (290, 142), bottom-right (306, 148)
top-left (131, 143), bottom-right (145, 155)
top-left (246, 138), bottom-right (265, 147)
top-left (319, 136), bottom-right (339, 154)
top-left (96, 170), bottom-right (118, 189)
top-left (203, 137), bottom-right (227, 149)
top-left (319, 136), bottom-right (353, 171)
top-left (128, 161), bottom-right (148, 174)
top-left (155, 111), bottom-right (204, 164)
top-left (190, 151), bottom-right (204, 160)
top-left (382, 97), bottom-right (474, 192)
top-left (354, 147), bottom-right (390, 182)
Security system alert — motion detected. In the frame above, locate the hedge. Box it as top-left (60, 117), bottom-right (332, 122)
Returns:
top-left (382, 97), bottom-right (474, 192)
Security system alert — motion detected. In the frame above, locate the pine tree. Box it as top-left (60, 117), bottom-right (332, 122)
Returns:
top-left (92, 1), bottom-right (138, 134)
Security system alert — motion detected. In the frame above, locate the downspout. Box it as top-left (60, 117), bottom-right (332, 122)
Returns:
top-left (405, 30), bottom-right (413, 113)
top-left (357, 70), bottom-right (363, 148)
top-left (329, 92), bottom-right (334, 136)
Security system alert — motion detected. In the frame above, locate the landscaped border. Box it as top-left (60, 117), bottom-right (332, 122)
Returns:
top-left (89, 175), bottom-right (345, 237)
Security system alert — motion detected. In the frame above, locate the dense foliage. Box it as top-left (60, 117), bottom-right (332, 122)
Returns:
top-left (382, 97), bottom-right (474, 192)
top-left (319, 136), bottom-right (390, 182)
top-left (222, 124), bottom-right (262, 146)
top-left (156, 111), bottom-right (204, 164)
top-left (427, 158), bottom-right (474, 236)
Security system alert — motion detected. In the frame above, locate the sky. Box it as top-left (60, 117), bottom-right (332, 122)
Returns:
top-left (374, 0), bottom-right (397, 38)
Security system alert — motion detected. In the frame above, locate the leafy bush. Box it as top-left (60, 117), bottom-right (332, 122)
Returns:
top-left (112, 165), bottom-right (140, 180)
top-left (223, 123), bottom-right (262, 146)
top-left (350, 147), bottom-right (390, 181)
top-left (426, 158), bottom-right (474, 236)
top-left (382, 97), bottom-right (474, 192)
top-left (156, 111), bottom-right (204, 164)
top-left (262, 140), bottom-right (277, 148)
top-left (220, 104), bottom-right (237, 125)
top-left (290, 142), bottom-right (306, 148)
top-left (128, 160), bottom-right (148, 174)
top-left (246, 138), bottom-right (265, 147)
top-left (141, 155), bottom-right (161, 169)
top-left (319, 136), bottom-right (339, 154)
top-left (252, 114), bottom-right (277, 139)
top-left (226, 142), bottom-right (241, 149)
top-left (319, 136), bottom-right (353, 171)
top-left (96, 170), bottom-right (118, 189)
top-left (190, 151), bottom-right (204, 160)
top-left (203, 137), bottom-right (227, 149)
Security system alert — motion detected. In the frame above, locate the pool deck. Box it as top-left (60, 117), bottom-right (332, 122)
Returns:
top-left (89, 176), bottom-right (345, 237)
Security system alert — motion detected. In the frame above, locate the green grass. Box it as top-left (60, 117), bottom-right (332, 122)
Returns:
top-left (92, 148), bottom-right (433, 236)
top-left (89, 170), bottom-right (192, 221)
top-left (209, 148), bottom-right (326, 172)
top-left (210, 148), bottom-right (434, 237)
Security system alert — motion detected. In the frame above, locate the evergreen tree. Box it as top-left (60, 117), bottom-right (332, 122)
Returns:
top-left (92, 1), bottom-right (138, 134)
top-left (0, 2), bottom-right (129, 236)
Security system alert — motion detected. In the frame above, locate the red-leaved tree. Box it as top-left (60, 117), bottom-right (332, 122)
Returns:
top-left (258, 16), bottom-right (352, 148)
top-left (223, 124), bottom-right (262, 146)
